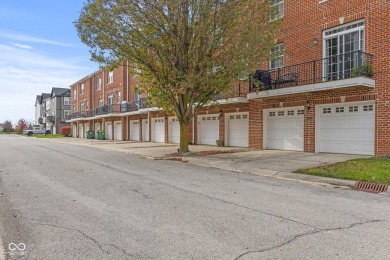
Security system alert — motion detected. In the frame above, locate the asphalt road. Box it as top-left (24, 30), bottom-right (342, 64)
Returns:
top-left (0, 135), bottom-right (389, 260)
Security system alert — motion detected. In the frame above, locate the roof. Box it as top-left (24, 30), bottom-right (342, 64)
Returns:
top-left (36, 95), bottom-right (42, 104)
top-left (41, 93), bottom-right (50, 103)
top-left (50, 88), bottom-right (71, 97)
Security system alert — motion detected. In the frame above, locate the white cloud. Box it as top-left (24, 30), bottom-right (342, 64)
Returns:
top-left (0, 44), bottom-right (95, 123)
top-left (0, 30), bottom-right (76, 48)
top-left (12, 42), bottom-right (33, 49)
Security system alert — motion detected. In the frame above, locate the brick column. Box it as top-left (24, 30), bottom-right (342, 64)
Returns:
top-left (249, 100), bottom-right (262, 148)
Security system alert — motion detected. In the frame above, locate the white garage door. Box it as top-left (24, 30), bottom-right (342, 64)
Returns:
top-left (198, 115), bottom-right (219, 145)
top-left (265, 108), bottom-right (304, 151)
top-left (85, 123), bottom-right (90, 133)
top-left (95, 123), bottom-right (101, 137)
top-left (79, 124), bottom-right (84, 139)
top-left (317, 102), bottom-right (374, 155)
top-left (169, 117), bottom-right (180, 143)
top-left (152, 118), bottom-right (165, 143)
top-left (105, 122), bottom-right (113, 140)
top-left (142, 119), bottom-right (149, 142)
top-left (114, 121), bottom-right (122, 141)
top-left (73, 125), bottom-right (77, 138)
top-left (130, 120), bottom-right (140, 141)
top-left (226, 113), bottom-right (249, 147)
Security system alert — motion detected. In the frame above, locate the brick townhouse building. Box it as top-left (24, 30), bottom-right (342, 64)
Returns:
top-left (67, 0), bottom-right (390, 156)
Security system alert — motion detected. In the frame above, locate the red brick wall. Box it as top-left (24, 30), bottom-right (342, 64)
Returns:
top-left (250, 0), bottom-right (390, 155)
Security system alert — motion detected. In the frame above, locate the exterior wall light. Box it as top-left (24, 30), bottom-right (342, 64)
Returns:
top-left (306, 100), bottom-right (311, 110)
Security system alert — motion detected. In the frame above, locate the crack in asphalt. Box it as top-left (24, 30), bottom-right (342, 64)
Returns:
top-left (37, 145), bottom-right (316, 229)
top-left (22, 218), bottom-right (136, 259)
top-left (233, 219), bottom-right (385, 260)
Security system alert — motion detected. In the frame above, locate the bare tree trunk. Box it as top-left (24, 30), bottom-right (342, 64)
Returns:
top-left (179, 121), bottom-right (189, 153)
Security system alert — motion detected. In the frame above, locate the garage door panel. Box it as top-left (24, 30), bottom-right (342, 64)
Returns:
top-left (114, 121), bottom-right (122, 141)
top-left (318, 102), bottom-right (374, 155)
top-left (169, 118), bottom-right (180, 143)
top-left (199, 115), bottom-right (219, 145)
top-left (130, 120), bottom-right (140, 141)
top-left (152, 118), bottom-right (165, 143)
top-left (266, 109), bottom-right (304, 151)
top-left (227, 113), bottom-right (249, 147)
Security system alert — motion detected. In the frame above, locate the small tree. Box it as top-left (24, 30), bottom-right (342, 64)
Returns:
top-left (16, 119), bottom-right (28, 133)
top-left (3, 120), bottom-right (12, 133)
top-left (76, 0), bottom-right (281, 153)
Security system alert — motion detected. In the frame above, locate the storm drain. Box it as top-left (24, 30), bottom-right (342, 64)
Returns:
top-left (354, 182), bottom-right (388, 193)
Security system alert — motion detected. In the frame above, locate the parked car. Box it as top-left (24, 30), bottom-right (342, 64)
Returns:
top-left (23, 125), bottom-right (51, 136)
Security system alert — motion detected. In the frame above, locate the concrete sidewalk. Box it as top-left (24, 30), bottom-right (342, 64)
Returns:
top-left (38, 137), bottom-right (378, 192)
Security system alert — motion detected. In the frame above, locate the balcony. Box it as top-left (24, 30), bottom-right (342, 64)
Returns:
top-left (65, 98), bottom-right (154, 121)
top-left (215, 79), bottom-right (250, 104)
top-left (248, 51), bottom-right (375, 99)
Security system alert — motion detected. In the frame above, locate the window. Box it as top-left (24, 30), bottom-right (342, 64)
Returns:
top-left (363, 105), bottom-right (373, 111)
top-left (236, 115), bottom-right (241, 119)
top-left (80, 84), bottom-right (84, 95)
top-left (64, 97), bottom-right (70, 105)
top-left (80, 102), bottom-right (85, 112)
top-left (86, 100), bottom-right (89, 110)
top-left (288, 110), bottom-right (294, 116)
top-left (230, 115), bottom-right (234, 119)
top-left (97, 77), bottom-right (101, 90)
top-left (270, 0), bottom-right (284, 21)
top-left (134, 67), bottom-right (141, 76)
top-left (349, 106), bottom-right (358, 112)
top-left (243, 115), bottom-right (248, 119)
top-left (108, 71), bottom-right (113, 84)
top-left (270, 43), bottom-right (284, 70)
top-left (323, 108), bottom-right (331, 114)
top-left (99, 98), bottom-right (104, 107)
top-left (108, 95), bottom-right (113, 105)
top-left (64, 110), bottom-right (71, 117)
top-left (73, 89), bottom-right (77, 99)
top-left (269, 112), bottom-right (276, 117)
top-left (117, 91), bottom-right (121, 103)
top-left (336, 107), bottom-right (345, 113)
top-left (278, 111), bottom-right (284, 116)
top-left (297, 110), bottom-right (304, 115)
top-left (323, 20), bottom-right (364, 80)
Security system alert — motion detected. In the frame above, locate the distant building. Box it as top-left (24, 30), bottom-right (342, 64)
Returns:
top-left (43, 88), bottom-right (71, 134)
top-left (35, 93), bottom-right (50, 126)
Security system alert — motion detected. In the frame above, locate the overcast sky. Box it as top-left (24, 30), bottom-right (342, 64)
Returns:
top-left (0, 0), bottom-right (98, 124)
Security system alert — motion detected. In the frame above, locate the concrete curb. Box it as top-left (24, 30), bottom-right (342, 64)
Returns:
top-left (185, 158), bottom-right (390, 195)
top-left (0, 234), bottom-right (5, 260)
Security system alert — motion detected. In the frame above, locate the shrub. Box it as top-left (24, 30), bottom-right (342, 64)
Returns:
top-left (60, 126), bottom-right (71, 137)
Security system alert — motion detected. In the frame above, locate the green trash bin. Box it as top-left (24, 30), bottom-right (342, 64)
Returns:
top-left (98, 131), bottom-right (105, 140)
top-left (86, 131), bottom-right (94, 139)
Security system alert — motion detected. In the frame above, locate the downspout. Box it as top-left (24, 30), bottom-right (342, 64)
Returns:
top-left (92, 74), bottom-right (95, 133)
top-left (148, 112), bottom-right (150, 142)
top-left (126, 60), bottom-right (129, 141)
top-left (192, 105), bottom-right (195, 144)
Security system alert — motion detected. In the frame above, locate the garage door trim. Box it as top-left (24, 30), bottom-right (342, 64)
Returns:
top-left (263, 106), bottom-right (305, 151)
top-left (315, 101), bottom-right (375, 155)
top-left (224, 112), bottom-right (249, 147)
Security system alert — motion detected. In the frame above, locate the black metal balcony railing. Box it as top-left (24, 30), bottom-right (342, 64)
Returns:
top-left (249, 50), bottom-right (374, 92)
top-left (65, 98), bottom-right (153, 120)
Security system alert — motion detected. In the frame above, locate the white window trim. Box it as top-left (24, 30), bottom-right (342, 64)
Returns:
top-left (108, 71), bottom-right (114, 84)
top-left (322, 20), bottom-right (365, 80)
top-left (97, 78), bottom-right (102, 90)
top-left (270, 0), bottom-right (284, 21)
top-left (270, 43), bottom-right (284, 70)
top-left (64, 97), bottom-right (70, 106)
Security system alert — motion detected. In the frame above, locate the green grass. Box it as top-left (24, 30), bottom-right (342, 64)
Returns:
top-left (34, 134), bottom-right (64, 139)
top-left (295, 158), bottom-right (390, 184)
